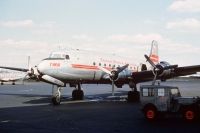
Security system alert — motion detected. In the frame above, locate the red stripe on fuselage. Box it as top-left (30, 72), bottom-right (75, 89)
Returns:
top-left (71, 64), bottom-right (113, 71)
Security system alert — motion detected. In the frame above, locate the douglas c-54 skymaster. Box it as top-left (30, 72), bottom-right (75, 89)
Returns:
top-left (1, 40), bottom-right (200, 105)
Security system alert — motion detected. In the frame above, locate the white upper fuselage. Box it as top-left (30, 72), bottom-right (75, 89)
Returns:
top-left (37, 49), bottom-right (140, 84)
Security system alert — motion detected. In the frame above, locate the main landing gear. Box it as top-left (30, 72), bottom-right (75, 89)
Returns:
top-left (51, 83), bottom-right (84, 105)
top-left (72, 84), bottom-right (84, 100)
top-left (127, 82), bottom-right (140, 102)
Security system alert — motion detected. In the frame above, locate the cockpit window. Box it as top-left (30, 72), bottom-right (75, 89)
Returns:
top-left (49, 52), bottom-right (70, 60)
top-left (66, 55), bottom-right (70, 59)
top-left (50, 54), bottom-right (62, 58)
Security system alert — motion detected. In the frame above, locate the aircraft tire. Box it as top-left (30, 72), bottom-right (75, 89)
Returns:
top-left (52, 95), bottom-right (61, 105)
top-left (127, 91), bottom-right (140, 102)
top-left (72, 90), bottom-right (84, 100)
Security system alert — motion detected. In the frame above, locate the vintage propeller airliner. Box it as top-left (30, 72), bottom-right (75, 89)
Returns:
top-left (1, 41), bottom-right (200, 105)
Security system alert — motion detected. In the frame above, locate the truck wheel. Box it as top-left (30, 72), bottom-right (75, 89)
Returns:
top-left (144, 106), bottom-right (157, 121)
top-left (182, 108), bottom-right (197, 122)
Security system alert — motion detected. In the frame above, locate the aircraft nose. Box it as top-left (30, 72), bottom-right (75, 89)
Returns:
top-left (37, 61), bottom-right (48, 74)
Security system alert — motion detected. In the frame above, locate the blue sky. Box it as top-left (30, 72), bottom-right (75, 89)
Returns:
top-left (0, 0), bottom-right (200, 67)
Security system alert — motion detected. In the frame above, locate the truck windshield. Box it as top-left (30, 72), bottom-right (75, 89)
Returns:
top-left (171, 88), bottom-right (181, 97)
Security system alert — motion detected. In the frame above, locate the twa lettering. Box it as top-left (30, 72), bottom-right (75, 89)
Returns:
top-left (50, 63), bottom-right (60, 67)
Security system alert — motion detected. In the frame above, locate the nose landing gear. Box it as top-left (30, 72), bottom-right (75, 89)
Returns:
top-left (52, 86), bottom-right (61, 105)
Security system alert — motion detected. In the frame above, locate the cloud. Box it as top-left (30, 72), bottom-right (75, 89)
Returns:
top-left (31, 21), bottom-right (59, 35)
top-left (166, 18), bottom-right (200, 31)
top-left (72, 34), bottom-right (94, 42)
top-left (107, 33), bottom-right (165, 44)
top-left (0, 19), bottom-right (59, 35)
top-left (0, 20), bottom-right (34, 28)
top-left (0, 39), bottom-right (59, 67)
top-left (169, 0), bottom-right (200, 13)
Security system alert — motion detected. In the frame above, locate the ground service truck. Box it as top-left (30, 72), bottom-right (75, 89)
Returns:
top-left (140, 85), bottom-right (200, 122)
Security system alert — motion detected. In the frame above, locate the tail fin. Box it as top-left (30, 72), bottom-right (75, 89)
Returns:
top-left (149, 40), bottom-right (159, 64)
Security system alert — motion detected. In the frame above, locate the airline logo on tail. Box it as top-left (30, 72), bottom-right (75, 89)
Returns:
top-left (149, 40), bottom-right (159, 64)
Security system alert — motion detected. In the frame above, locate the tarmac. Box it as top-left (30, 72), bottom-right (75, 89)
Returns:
top-left (0, 80), bottom-right (200, 133)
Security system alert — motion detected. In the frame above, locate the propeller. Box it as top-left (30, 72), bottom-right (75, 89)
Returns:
top-left (144, 55), bottom-right (157, 70)
top-left (22, 56), bottom-right (42, 84)
top-left (144, 54), bottom-right (178, 84)
top-left (98, 64), bottom-right (129, 96)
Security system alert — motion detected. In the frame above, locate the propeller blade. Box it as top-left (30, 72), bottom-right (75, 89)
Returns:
top-left (116, 64), bottom-right (129, 74)
top-left (112, 80), bottom-right (115, 96)
top-left (22, 73), bottom-right (29, 85)
top-left (99, 64), bottom-right (129, 97)
top-left (98, 66), bottom-right (112, 75)
top-left (144, 54), bottom-right (157, 69)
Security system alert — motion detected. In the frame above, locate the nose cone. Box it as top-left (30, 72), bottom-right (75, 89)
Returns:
top-left (38, 60), bottom-right (49, 75)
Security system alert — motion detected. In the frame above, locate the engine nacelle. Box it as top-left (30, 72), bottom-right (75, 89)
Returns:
top-left (28, 66), bottom-right (41, 80)
top-left (156, 61), bottom-right (170, 70)
top-left (154, 61), bottom-right (178, 81)
top-left (117, 69), bottom-right (132, 80)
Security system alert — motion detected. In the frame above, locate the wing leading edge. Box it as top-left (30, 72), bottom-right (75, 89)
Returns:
top-left (132, 65), bottom-right (200, 83)
top-left (0, 66), bottom-right (28, 72)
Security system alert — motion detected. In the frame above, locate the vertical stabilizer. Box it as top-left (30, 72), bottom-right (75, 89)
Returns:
top-left (149, 40), bottom-right (159, 64)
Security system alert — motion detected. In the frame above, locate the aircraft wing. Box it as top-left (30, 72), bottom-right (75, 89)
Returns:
top-left (0, 66), bottom-right (28, 72)
top-left (0, 78), bottom-right (22, 82)
top-left (132, 65), bottom-right (200, 83)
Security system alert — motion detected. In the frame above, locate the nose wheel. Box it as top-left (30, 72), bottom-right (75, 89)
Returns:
top-left (52, 86), bottom-right (61, 105)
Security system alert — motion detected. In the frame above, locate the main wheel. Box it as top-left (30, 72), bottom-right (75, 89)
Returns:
top-left (144, 106), bottom-right (157, 121)
top-left (72, 90), bottom-right (84, 100)
top-left (52, 95), bottom-right (61, 105)
top-left (182, 107), bottom-right (197, 122)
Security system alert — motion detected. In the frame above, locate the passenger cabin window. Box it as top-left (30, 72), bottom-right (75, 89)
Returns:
top-left (65, 55), bottom-right (70, 60)
top-left (158, 89), bottom-right (165, 96)
top-left (142, 88), bottom-right (154, 97)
